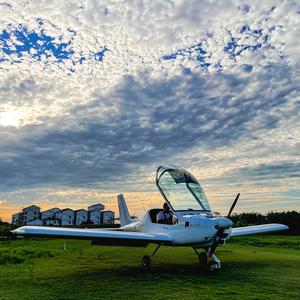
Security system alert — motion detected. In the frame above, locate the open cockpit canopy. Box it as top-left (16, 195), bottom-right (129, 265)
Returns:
top-left (156, 166), bottom-right (211, 212)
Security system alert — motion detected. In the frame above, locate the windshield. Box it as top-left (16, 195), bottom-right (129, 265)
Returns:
top-left (156, 166), bottom-right (211, 211)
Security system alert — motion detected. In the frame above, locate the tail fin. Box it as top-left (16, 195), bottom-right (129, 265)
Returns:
top-left (117, 194), bottom-right (131, 227)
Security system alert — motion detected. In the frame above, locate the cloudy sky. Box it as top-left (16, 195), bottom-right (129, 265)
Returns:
top-left (0, 0), bottom-right (299, 221)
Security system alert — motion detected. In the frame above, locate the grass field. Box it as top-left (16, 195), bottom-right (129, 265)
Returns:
top-left (0, 235), bottom-right (299, 300)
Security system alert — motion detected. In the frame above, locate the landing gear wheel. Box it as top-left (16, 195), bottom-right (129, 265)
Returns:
top-left (142, 255), bottom-right (151, 268)
top-left (208, 261), bottom-right (221, 273)
top-left (198, 252), bottom-right (208, 264)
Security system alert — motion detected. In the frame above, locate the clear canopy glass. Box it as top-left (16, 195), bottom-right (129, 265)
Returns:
top-left (156, 166), bottom-right (211, 211)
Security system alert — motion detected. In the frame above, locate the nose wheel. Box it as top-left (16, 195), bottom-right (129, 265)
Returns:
top-left (209, 260), bottom-right (221, 272)
top-left (193, 247), bottom-right (221, 272)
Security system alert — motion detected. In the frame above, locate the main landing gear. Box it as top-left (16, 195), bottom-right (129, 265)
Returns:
top-left (142, 244), bottom-right (161, 268)
top-left (142, 245), bottom-right (221, 271)
top-left (192, 247), bottom-right (221, 272)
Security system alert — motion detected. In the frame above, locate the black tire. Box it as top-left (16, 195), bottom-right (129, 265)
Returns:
top-left (198, 252), bottom-right (208, 264)
top-left (142, 255), bottom-right (151, 268)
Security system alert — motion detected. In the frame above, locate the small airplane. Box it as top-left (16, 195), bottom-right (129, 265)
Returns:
top-left (13, 165), bottom-right (288, 271)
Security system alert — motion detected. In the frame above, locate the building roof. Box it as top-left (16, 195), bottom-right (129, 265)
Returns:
top-left (23, 205), bottom-right (40, 211)
top-left (60, 208), bottom-right (74, 213)
top-left (89, 209), bottom-right (101, 214)
top-left (41, 207), bottom-right (60, 214)
top-left (12, 212), bottom-right (23, 217)
top-left (88, 203), bottom-right (104, 208)
top-left (75, 209), bottom-right (87, 212)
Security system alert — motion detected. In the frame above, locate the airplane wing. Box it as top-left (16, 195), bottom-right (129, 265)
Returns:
top-left (13, 226), bottom-right (172, 247)
top-left (231, 223), bottom-right (288, 237)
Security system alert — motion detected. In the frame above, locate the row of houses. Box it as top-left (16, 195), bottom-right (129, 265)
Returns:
top-left (12, 203), bottom-right (115, 226)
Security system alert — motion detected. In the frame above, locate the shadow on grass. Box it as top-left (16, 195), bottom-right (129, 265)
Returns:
top-left (67, 259), bottom-right (266, 283)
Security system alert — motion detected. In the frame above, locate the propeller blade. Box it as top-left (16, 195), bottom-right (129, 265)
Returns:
top-left (227, 193), bottom-right (240, 218)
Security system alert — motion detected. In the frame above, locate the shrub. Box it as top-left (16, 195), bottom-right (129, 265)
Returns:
top-left (0, 248), bottom-right (54, 265)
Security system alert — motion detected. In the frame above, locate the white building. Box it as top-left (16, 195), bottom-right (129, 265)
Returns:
top-left (55, 208), bottom-right (75, 226)
top-left (23, 205), bottom-right (40, 224)
top-left (88, 203), bottom-right (104, 211)
top-left (101, 211), bottom-right (115, 224)
top-left (44, 219), bottom-right (60, 226)
top-left (11, 202), bottom-right (115, 227)
top-left (11, 212), bottom-right (23, 225)
top-left (89, 210), bottom-right (102, 224)
top-left (41, 208), bottom-right (60, 220)
top-left (75, 209), bottom-right (88, 225)
top-left (27, 219), bottom-right (44, 226)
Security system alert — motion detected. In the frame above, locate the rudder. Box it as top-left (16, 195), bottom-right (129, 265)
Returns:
top-left (117, 194), bottom-right (131, 227)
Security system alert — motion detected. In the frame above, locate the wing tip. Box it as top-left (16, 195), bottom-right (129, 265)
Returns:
top-left (231, 223), bottom-right (289, 237)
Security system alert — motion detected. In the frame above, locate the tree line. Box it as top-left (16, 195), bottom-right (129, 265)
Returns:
top-left (230, 211), bottom-right (300, 234)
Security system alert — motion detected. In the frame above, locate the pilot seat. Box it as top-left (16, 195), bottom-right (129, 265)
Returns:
top-left (149, 209), bottom-right (163, 223)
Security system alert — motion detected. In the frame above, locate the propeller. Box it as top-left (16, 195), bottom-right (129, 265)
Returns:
top-left (208, 193), bottom-right (240, 257)
top-left (227, 193), bottom-right (240, 218)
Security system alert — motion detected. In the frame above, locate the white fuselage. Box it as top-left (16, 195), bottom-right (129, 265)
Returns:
top-left (120, 210), bottom-right (232, 247)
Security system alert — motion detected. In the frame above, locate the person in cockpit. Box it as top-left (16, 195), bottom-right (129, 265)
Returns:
top-left (157, 203), bottom-right (177, 225)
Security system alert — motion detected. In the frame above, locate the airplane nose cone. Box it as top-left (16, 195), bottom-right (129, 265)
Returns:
top-left (215, 217), bottom-right (233, 229)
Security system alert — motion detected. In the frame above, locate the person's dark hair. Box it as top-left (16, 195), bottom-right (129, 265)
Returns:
top-left (163, 203), bottom-right (170, 210)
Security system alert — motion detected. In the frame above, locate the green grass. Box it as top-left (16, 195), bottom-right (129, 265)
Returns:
top-left (0, 235), bottom-right (299, 300)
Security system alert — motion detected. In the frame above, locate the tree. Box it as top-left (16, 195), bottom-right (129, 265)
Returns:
top-left (230, 211), bottom-right (300, 234)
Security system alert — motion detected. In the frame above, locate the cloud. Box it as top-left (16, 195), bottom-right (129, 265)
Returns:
top-left (0, 65), bottom-right (298, 190)
top-left (223, 162), bottom-right (300, 182)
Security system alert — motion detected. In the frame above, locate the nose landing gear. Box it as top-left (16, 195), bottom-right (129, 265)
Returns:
top-left (208, 254), bottom-right (221, 272)
top-left (193, 247), bottom-right (221, 272)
